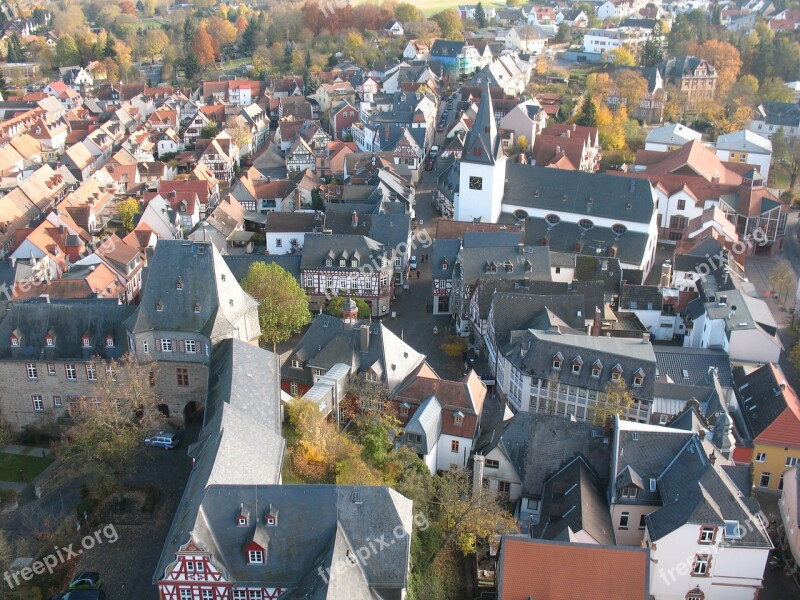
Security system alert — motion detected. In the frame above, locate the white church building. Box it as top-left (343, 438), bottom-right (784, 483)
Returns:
top-left (450, 84), bottom-right (660, 278)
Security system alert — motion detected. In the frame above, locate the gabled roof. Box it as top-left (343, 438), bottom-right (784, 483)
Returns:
top-left (735, 362), bottom-right (800, 447)
top-left (654, 347), bottom-right (733, 388)
top-left (645, 122), bottom-right (702, 146)
top-left (716, 129), bottom-right (771, 154)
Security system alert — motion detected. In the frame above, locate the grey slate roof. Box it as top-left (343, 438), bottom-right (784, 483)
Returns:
top-left (757, 101), bottom-right (800, 128)
top-left (432, 239), bottom-right (461, 280)
top-left (476, 412), bottom-right (611, 499)
top-left (532, 457), bottom-right (614, 545)
top-left (505, 215), bottom-right (650, 268)
top-left (223, 254), bottom-right (303, 284)
top-left (0, 299), bottom-right (133, 360)
top-left (155, 485), bottom-right (413, 594)
top-left (300, 233), bottom-right (389, 272)
top-left (504, 329), bottom-right (657, 401)
top-left (501, 163), bottom-right (656, 224)
top-left (462, 82), bottom-right (502, 166)
top-left (404, 395), bottom-right (442, 454)
top-left (430, 39), bottom-right (465, 57)
top-left (125, 240), bottom-right (260, 343)
top-left (455, 245), bottom-right (551, 284)
top-left (490, 292), bottom-right (587, 339)
top-left (702, 289), bottom-right (777, 337)
top-left (475, 279), bottom-right (603, 322)
top-left (646, 435), bottom-right (770, 548)
top-left (574, 255), bottom-right (623, 297)
top-left (613, 421), bottom-right (693, 505)
top-left (654, 347), bottom-right (733, 388)
top-left (734, 362), bottom-right (795, 440)
top-left (323, 211), bottom-right (411, 254)
top-left (619, 283), bottom-right (662, 311)
top-left (282, 315), bottom-right (425, 393)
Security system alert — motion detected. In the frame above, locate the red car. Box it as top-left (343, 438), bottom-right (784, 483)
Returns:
top-left (425, 160), bottom-right (434, 171)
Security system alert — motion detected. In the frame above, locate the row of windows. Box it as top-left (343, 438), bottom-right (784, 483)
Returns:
top-left (755, 452), bottom-right (798, 468)
top-left (618, 512), bottom-right (646, 530)
top-left (137, 339), bottom-right (201, 355)
top-left (26, 362), bottom-right (99, 381)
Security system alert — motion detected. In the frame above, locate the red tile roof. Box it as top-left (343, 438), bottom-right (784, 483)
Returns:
top-left (498, 537), bottom-right (649, 600)
top-left (755, 364), bottom-right (800, 449)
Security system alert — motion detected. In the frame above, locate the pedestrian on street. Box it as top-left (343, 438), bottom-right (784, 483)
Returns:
top-left (416, 270), bottom-right (421, 279)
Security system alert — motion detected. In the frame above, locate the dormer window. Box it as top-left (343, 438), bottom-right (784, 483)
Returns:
top-left (265, 515), bottom-right (276, 526)
top-left (176, 278), bottom-right (183, 290)
top-left (552, 353), bottom-right (563, 371)
top-left (326, 258), bottom-right (333, 267)
top-left (611, 365), bottom-right (623, 381)
top-left (156, 301), bottom-right (163, 312)
top-left (247, 550), bottom-right (264, 564)
top-left (339, 259), bottom-right (346, 267)
top-left (592, 360), bottom-right (602, 378)
top-left (633, 369), bottom-right (644, 387)
top-left (45, 336), bottom-right (54, 347)
top-left (454, 411), bottom-right (464, 426)
top-left (82, 336), bottom-right (91, 347)
top-left (10, 335), bottom-right (19, 347)
top-left (221, 274), bottom-right (226, 282)
top-left (106, 335), bottom-right (114, 348)
top-left (400, 402), bottom-right (410, 416)
top-left (572, 356), bottom-right (582, 374)
top-left (238, 516), bottom-right (248, 526)
top-left (350, 259), bottom-right (357, 267)
top-left (194, 303), bottom-right (201, 313)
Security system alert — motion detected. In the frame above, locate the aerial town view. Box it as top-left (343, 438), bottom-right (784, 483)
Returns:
top-left (0, 0), bottom-right (797, 598)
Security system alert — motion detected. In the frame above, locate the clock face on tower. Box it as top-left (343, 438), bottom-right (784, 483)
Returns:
top-left (469, 176), bottom-right (483, 190)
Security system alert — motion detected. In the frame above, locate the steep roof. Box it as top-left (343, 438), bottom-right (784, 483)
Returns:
top-left (462, 81), bottom-right (501, 166)
top-left (654, 347), bottom-right (733, 388)
top-left (735, 362), bottom-right (800, 447)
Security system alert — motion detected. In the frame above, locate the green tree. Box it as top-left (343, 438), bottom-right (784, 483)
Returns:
top-left (55, 33), bottom-right (80, 67)
top-left (60, 355), bottom-right (164, 502)
top-left (769, 259), bottom-right (797, 307)
top-left (395, 2), bottom-right (423, 22)
top-left (117, 198), bottom-right (140, 232)
top-left (593, 377), bottom-right (634, 427)
top-left (789, 343), bottom-right (800, 371)
top-left (431, 9), bottom-right (462, 41)
top-left (325, 296), bottom-right (371, 318)
top-left (182, 53), bottom-right (201, 81)
top-left (241, 262), bottom-right (312, 351)
top-left (575, 94), bottom-right (597, 126)
top-left (759, 77), bottom-right (795, 103)
top-left (607, 46), bottom-right (636, 66)
top-left (640, 33), bottom-right (663, 67)
top-left (103, 33), bottom-right (117, 58)
top-left (475, 2), bottom-right (487, 28)
top-left (555, 22), bottom-right (571, 44)
top-left (143, 28), bottom-right (169, 63)
top-left (772, 128), bottom-right (800, 189)
top-left (199, 123), bottom-right (219, 139)
top-left (6, 33), bottom-right (23, 62)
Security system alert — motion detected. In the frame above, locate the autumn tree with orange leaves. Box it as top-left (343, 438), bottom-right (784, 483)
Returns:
top-left (193, 25), bottom-right (215, 67)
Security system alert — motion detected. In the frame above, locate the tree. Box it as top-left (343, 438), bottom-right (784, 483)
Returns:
top-left (101, 57), bottom-right (120, 84)
top-left (596, 103), bottom-right (627, 151)
top-left (395, 3), bottom-right (422, 22)
top-left (325, 296), bottom-right (371, 318)
top-left (789, 343), bottom-right (800, 372)
top-left (241, 262), bottom-right (312, 351)
top-left (612, 69), bottom-right (648, 112)
top-left (193, 25), bottom-right (216, 67)
top-left (206, 16), bottom-right (237, 58)
top-left (60, 355), bottom-right (164, 502)
top-left (689, 39), bottom-right (741, 97)
top-left (55, 33), bottom-right (80, 67)
top-left (507, 0), bottom-right (523, 6)
top-left (593, 377), bottom-right (634, 427)
top-left (769, 259), bottom-right (797, 307)
top-left (6, 33), bottom-right (23, 62)
top-left (199, 123), bottom-right (219, 139)
top-left (103, 33), bottom-right (117, 58)
top-left (555, 22), bottom-right (571, 44)
top-left (225, 117), bottom-right (252, 150)
top-left (640, 33), bottom-right (663, 67)
top-left (575, 94), bottom-right (597, 127)
top-left (772, 128), bottom-right (800, 189)
top-left (586, 73), bottom-right (613, 106)
top-left (759, 77), bottom-right (794, 103)
top-left (431, 9), bottom-right (462, 41)
top-left (607, 46), bottom-right (636, 67)
top-left (727, 74), bottom-right (760, 108)
top-left (117, 198), bottom-right (140, 232)
top-left (143, 28), bottom-right (169, 63)
top-left (183, 16), bottom-right (198, 53)
top-left (440, 335), bottom-right (467, 357)
top-left (475, 2), bottom-right (487, 28)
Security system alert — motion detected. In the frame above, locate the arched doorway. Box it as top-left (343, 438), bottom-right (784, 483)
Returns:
top-left (157, 403), bottom-right (170, 418)
top-left (183, 401), bottom-right (203, 425)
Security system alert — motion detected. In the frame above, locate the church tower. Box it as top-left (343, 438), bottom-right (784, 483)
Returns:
top-left (455, 81), bottom-right (507, 223)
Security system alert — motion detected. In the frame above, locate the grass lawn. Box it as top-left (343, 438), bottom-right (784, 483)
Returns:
top-left (138, 17), bottom-right (169, 29)
top-left (0, 452), bottom-right (53, 483)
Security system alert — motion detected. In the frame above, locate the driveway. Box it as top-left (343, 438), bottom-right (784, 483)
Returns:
top-left (70, 422), bottom-right (198, 599)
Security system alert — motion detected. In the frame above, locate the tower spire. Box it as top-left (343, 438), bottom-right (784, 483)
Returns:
top-left (463, 80), bottom-right (499, 165)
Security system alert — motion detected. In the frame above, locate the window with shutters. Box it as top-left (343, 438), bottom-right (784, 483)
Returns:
top-left (161, 339), bottom-right (172, 352)
top-left (185, 340), bottom-right (197, 353)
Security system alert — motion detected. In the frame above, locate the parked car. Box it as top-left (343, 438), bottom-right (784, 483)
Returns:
top-left (429, 146), bottom-right (439, 158)
top-left (409, 256), bottom-right (418, 269)
top-left (436, 123), bottom-right (444, 132)
top-left (144, 431), bottom-right (180, 449)
top-left (425, 159), bottom-right (434, 171)
top-left (69, 572), bottom-right (102, 591)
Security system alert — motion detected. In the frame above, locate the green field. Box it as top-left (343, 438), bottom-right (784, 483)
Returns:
top-left (139, 17), bottom-right (170, 29)
top-left (0, 452), bottom-right (53, 483)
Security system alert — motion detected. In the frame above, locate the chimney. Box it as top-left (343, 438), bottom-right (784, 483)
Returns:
top-left (660, 260), bottom-right (672, 288)
top-left (518, 242), bottom-right (524, 255)
top-left (590, 305), bottom-right (602, 336)
top-left (360, 324), bottom-right (370, 352)
top-left (352, 210), bottom-right (358, 228)
top-left (473, 455), bottom-right (485, 497)
top-left (642, 332), bottom-right (651, 344)
top-left (708, 452), bottom-right (717, 465)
